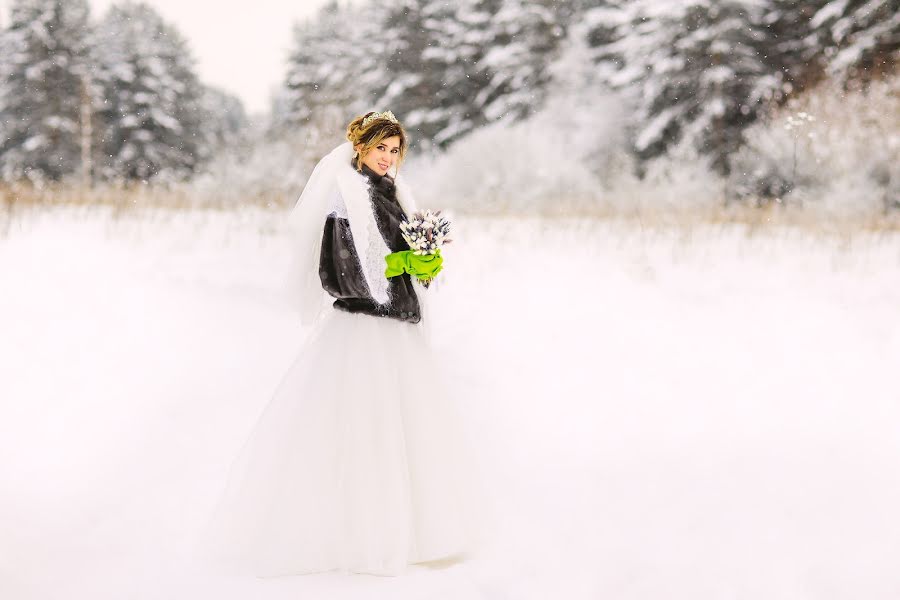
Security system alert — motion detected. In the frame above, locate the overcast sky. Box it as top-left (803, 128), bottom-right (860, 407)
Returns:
top-left (0, 0), bottom-right (337, 116)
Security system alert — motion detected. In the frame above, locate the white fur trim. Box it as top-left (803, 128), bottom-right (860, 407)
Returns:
top-left (334, 144), bottom-right (393, 305)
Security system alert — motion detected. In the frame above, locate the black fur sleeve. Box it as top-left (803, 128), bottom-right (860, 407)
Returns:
top-left (318, 214), bottom-right (421, 323)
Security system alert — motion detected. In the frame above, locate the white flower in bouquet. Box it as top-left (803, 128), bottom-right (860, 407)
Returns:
top-left (399, 210), bottom-right (452, 255)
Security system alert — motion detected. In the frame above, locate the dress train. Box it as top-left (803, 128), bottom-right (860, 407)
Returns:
top-left (196, 307), bottom-right (486, 577)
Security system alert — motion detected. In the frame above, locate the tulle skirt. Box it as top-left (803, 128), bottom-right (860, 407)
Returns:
top-left (196, 307), bottom-right (486, 577)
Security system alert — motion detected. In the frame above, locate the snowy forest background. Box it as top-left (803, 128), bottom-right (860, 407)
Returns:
top-left (3, 2), bottom-right (900, 598)
top-left (0, 0), bottom-right (897, 220)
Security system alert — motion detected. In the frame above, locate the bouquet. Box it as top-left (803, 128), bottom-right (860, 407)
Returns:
top-left (384, 210), bottom-right (452, 288)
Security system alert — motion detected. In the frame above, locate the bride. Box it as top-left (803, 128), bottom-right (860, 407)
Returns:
top-left (197, 111), bottom-right (487, 577)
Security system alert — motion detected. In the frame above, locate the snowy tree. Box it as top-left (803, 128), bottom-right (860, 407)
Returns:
top-left (408, 0), bottom-right (499, 147)
top-left (278, 0), bottom-right (564, 151)
top-left (198, 85), bottom-right (249, 152)
top-left (369, 0), bottom-right (453, 148)
top-left (581, 1), bottom-right (630, 82)
top-left (544, 2), bottom-right (631, 177)
top-left (0, 23), bottom-right (12, 139)
top-left (599, 0), bottom-right (781, 175)
top-left (280, 0), bottom-right (382, 133)
top-left (377, 0), bottom-right (563, 149)
top-left (762, 0), bottom-right (899, 93)
top-left (265, 85), bottom-right (293, 136)
top-left (471, 0), bottom-right (564, 123)
top-left (275, 0), bottom-right (394, 168)
top-left (0, 0), bottom-right (94, 185)
top-left (91, 1), bottom-right (206, 183)
top-left (808, 0), bottom-right (900, 82)
top-left (760, 1), bottom-right (825, 98)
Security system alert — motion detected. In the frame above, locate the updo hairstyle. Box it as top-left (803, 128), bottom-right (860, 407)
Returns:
top-left (346, 112), bottom-right (408, 176)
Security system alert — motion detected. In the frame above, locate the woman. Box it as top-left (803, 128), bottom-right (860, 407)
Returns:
top-left (198, 111), bottom-right (486, 577)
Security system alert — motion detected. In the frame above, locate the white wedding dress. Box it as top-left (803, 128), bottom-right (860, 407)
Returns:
top-left (196, 294), bottom-right (486, 577)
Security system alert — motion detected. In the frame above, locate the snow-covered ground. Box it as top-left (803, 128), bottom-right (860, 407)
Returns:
top-left (1, 206), bottom-right (899, 599)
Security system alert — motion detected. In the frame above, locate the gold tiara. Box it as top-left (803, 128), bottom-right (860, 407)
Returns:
top-left (362, 110), bottom-right (399, 128)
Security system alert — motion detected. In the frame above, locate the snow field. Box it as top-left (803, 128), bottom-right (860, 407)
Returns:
top-left (1, 206), bottom-right (899, 599)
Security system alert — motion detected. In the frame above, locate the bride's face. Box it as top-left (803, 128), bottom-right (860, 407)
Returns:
top-left (356, 135), bottom-right (401, 176)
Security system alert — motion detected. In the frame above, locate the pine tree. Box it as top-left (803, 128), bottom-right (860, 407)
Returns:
top-left (599, 0), bottom-right (780, 175)
top-left (581, 0), bottom-right (629, 82)
top-left (408, 0), bottom-right (498, 147)
top-left (370, 0), bottom-right (453, 148)
top-left (760, 1), bottom-right (825, 98)
top-left (279, 0), bottom-right (565, 151)
top-left (379, 0), bottom-right (563, 148)
top-left (809, 0), bottom-right (899, 81)
top-left (284, 0), bottom-right (487, 150)
top-left (0, 0), bottom-right (93, 184)
top-left (472, 0), bottom-right (564, 123)
top-left (92, 1), bottom-right (206, 183)
top-left (0, 22), bottom-right (13, 151)
top-left (762, 0), bottom-right (899, 93)
top-left (281, 0), bottom-right (382, 132)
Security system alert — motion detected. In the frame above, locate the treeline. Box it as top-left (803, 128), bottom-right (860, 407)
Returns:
top-left (0, 0), bottom-right (896, 193)
top-left (0, 0), bottom-right (246, 187)
top-left (276, 0), bottom-right (897, 174)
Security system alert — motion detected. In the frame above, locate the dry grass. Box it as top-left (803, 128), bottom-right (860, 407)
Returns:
top-left (455, 198), bottom-right (900, 238)
top-left (0, 181), bottom-right (289, 213)
top-left (2, 181), bottom-right (899, 244)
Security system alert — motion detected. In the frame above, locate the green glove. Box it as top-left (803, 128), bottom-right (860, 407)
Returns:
top-left (385, 248), bottom-right (443, 283)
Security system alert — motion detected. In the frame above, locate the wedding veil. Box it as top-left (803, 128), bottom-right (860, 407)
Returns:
top-left (283, 140), bottom-right (424, 327)
top-left (282, 142), bottom-right (347, 326)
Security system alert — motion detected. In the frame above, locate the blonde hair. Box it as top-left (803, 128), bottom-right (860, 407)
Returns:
top-left (346, 111), bottom-right (408, 176)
